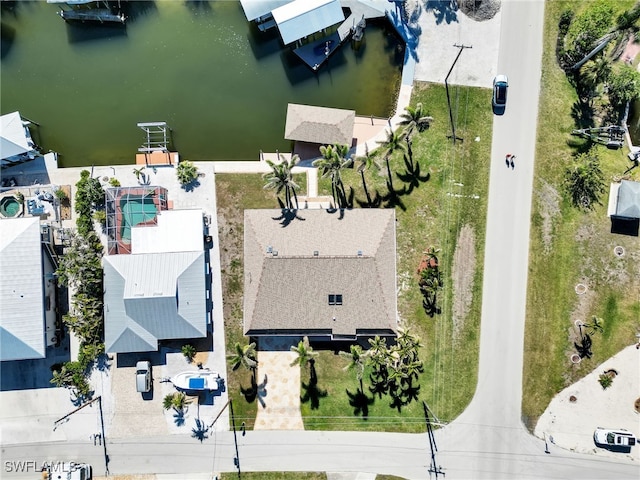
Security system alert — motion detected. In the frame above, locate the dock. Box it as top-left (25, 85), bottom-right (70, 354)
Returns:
top-left (293, 0), bottom-right (387, 71)
top-left (57, 8), bottom-right (126, 24)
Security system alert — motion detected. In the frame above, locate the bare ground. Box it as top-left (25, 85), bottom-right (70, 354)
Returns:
top-left (536, 180), bottom-right (561, 254)
top-left (451, 224), bottom-right (476, 340)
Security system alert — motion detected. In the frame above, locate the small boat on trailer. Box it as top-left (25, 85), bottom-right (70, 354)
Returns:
top-left (171, 370), bottom-right (220, 392)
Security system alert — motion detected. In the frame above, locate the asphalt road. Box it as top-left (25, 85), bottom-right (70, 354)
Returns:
top-left (2, 2), bottom-right (640, 480)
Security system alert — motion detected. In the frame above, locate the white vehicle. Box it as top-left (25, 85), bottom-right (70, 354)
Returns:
top-left (42, 462), bottom-right (92, 480)
top-left (593, 427), bottom-right (637, 447)
top-left (136, 360), bottom-right (152, 393)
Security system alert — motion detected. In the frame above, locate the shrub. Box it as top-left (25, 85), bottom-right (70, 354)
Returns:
top-left (598, 372), bottom-right (613, 389)
top-left (182, 344), bottom-right (197, 362)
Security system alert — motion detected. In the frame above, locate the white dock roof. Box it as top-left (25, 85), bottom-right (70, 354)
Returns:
top-left (239, 0), bottom-right (292, 22)
top-left (272, 0), bottom-right (344, 45)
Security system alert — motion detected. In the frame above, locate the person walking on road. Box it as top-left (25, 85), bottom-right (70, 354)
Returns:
top-left (510, 155), bottom-right (516, 169)
top-left (505, 153), bottom-right (512, 168)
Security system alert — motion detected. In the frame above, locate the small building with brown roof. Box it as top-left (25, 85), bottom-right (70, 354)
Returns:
top-left (284, 103), bottom-right (356, 147)
top-left (243, 208), bottom-right (398, 341)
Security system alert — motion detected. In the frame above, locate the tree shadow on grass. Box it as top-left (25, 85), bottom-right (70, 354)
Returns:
top-left (396, 153), bottom-right (430, 195)
top-left (300, 360), bottom-right (327, 410)
top-left (346, 385), bottom-right (375, 419)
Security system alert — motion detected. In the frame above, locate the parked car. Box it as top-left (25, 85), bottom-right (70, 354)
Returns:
top-left (135, 361), bottom-right (152, 393)
top-left (492, 74), bottom-right (509, 115)
top-left (593, 427), bottom-right (637, 447)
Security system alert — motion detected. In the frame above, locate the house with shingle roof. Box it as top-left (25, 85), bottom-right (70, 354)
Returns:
top-left (243, 208), bottom-right (398, 340)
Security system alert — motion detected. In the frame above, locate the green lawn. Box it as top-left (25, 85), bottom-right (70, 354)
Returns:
top-left (522, 0), bottom-right (640, 430)
top-left (217, 83), bottom-right (493, 430)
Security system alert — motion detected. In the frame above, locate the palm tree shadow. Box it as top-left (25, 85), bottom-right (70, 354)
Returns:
top-left (356, 189), bottom-right (383, 208)
top-left (173, 407), bottom-right (186, 426)
top-left (346, 385), bottom-right (375, 419)
top-left (396, 155), bottom-right (430, 194)
top-left (382, 179), bottom-right (407, 211)
top-left (272, 208), bottom-right (306, 227)
top-left (300, 360), bottom-right (327, 410)
top-left (240, 373), bottom-right (258, 403)
top-left (191, 418), bottom-right (209, 442)
top-left (369, 369), bottom-right (389, 399)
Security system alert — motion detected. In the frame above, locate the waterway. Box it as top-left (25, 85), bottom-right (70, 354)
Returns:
top-left (0, 1), bottom-right (404, 167)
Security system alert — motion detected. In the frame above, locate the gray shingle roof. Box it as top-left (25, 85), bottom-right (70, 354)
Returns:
top-left (284, 103), bottom-right (355, 146)
top-left (243, 209), bottom-right (398, 337)
top-left (615, 180), bottom-right (640, 219)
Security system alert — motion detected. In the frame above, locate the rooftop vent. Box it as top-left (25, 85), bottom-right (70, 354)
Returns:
top-left (357, 250), bottom-right (362, 256)
top-left (313, 251), bottom-right (319, 256)
top-left (267, 246), bottom-right (273, 253)
top-left (273, 250), bottom-right (278, 257)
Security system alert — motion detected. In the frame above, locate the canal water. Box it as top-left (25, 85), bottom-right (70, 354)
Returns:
top-left (1, 1), bottom-right (404, 167)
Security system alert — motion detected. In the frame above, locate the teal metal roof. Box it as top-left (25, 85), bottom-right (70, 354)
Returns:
top-left (104, 251), bottom-right (206, 353)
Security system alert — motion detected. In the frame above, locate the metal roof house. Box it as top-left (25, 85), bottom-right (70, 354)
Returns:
top-left (272, 0), bottom-right (344, 45)
top-left (607, 180), bottom-right (640, 220)
top-left (103, 209), bottom-right (208, 353)
top-left (243, 208), bottom-right (398, 340)
top-left (0, 218), bottom-right (47, 361)
top-left (1, 112), bottom-right (39, 168)
top-left (284, 103), bottom-right (356, 147)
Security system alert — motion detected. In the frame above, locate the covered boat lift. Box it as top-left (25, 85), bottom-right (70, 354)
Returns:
top-left (1, 112), bottom-right (39, 168)
top-left (47, 0), bottom-right (126, 24)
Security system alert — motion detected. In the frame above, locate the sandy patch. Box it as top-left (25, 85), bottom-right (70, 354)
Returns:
top-left (535, 345), bottom-right (640, 462)
top-left (452, 224), bottom-right (476, 339)
top-left (536, 180), bottom-right (561, 254)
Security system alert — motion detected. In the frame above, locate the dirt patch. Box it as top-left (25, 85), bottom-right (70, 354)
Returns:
top-left (452, 224), bottom-right (476, 339)
top-left (536, 180), bottom-right (561, 253)
top-left (458, 0), bottom-right (501, 21)
top-left (59, 185), bottom-right (72, 220)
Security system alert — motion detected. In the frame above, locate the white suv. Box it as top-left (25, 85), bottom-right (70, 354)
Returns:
top-left (136, 361), bottom-right (152, 393)
top-left (594, 427), bottom-right (637, 447)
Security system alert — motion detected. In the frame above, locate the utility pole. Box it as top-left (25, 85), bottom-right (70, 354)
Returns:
top-left (445, 44), bottom-right (472, 145)
top-left (53, 396), bottom-right (109, 475)
top-left (229, 399), bottom-right (241, 479)
top-left (423, 401), bottom-right (445, 478)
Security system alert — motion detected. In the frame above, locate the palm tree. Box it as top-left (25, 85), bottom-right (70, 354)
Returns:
top-left (176, 160), bottom-right (199, 186)
top-left (354, 144), bottom-right (380, 207)
top-left (377, 129), bottom-right (406, 191)
top-left (290, 336), bottom-right (318, 371)
top-left (263, 154), bottom-right (300, 209)
top-left (132, 167), bottom-right (145, 184)
top-left (339, 344), bottom-right (367, 384)
top-left (583, 316), bottom-right (604, 335)
top-left (228, 341), bottom-right (258, 372)
top-left (313, 144), bottom-right (351, 208)
top-left (399, 102), bottom-right (433, 137)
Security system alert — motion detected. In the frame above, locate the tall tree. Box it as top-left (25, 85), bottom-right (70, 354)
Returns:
top-left (313, 144), bottom-right (351, 208)
top-left (340, 344), bottom-right (368, 385)
top-left (290, 336), bottom-right (318, 371)
top-left (377, 129), bottom-right (406, 191)
top-left (228, 341), bottom-right (258, 372)
top-left (354, 144), bottom-right (380, 207)
top-left (263, 154), bottom-right (300, 209)
top-left (399, 102), bottom-right (433, 137)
